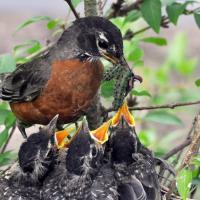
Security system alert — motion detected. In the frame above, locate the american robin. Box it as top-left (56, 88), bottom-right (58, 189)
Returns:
top-left (107, 102), bottom-right (161, 200)
top-left (0, 16), bottom-right (137, 138)
top-left (42, 119), bottom-right (109, 200)
top-left (0, 115), bottom-right (58, 200)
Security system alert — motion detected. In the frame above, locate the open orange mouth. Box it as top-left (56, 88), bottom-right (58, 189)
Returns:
top-left (55, 102), bottom-right (134, 148)
top-left (90, 119), bottom-right (111, 144)
top-left (111, 101), bottom-right (135, 127)
top-left (54, 127), bottom-right (78, 149)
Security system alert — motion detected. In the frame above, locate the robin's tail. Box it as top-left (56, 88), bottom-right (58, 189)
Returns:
top-left (0, 73), bottom-right (9, 99)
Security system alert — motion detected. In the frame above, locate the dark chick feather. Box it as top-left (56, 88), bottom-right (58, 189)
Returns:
top-left (90, 163), bottom-right (118, 200)
top-left (0, 115), bottom-right (58, 200)
top-left (108, 119), bottom-right (161, 200)
top-left (42, 122), bottom-right (104, 200)
top-left (117, 180), bottom-right (147, 200)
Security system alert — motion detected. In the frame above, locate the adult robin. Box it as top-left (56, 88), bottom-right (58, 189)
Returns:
top-left (0, 16), bottom-right (139, 138)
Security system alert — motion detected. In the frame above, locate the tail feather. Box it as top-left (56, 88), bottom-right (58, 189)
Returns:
top-left (0, 73), bottom-right (9, 99)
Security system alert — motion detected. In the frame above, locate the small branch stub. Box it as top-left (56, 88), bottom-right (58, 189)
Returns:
top-left (84, 0), bottom-right (98, 16)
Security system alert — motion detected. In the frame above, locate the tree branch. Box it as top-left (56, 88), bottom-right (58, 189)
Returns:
top-left (64, 0), bottom-right (80, 19)
top-left (106, 100), bottom-right (200, 113)
top-left (162, 139), bottom-right (192, 160)
top-left (107, 0), bottom-right (142, 19)
top-left (84, 0), bottom-right (98, 16)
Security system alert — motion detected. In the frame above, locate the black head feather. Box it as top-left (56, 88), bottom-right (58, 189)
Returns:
top-left (65, 122), bottom-right (103, 176)
top-left (18, 115), bottom-right (58, 176)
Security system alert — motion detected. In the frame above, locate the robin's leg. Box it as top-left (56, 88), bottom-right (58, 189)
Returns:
top-left (85, 92), bottom-right (103, 130)
top-left (16, 119), bottom-right (29, 139)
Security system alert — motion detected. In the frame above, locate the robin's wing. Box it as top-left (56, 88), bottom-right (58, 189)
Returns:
top-left (1, 55), bottom-right (51, 103)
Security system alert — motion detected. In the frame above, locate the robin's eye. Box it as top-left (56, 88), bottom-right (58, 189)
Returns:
top-left (98, 39), bottom-right (109, 49)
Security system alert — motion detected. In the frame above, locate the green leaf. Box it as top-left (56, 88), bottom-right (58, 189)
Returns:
top-left (194, 12), bottom-right (200, 28)
top-left (47, 20), bottom-right (59, 30)
top-left (4, 112), bottom-right (16, 128)
top-left (166, 3), bottom-right (186, 25)
top-left (144, 111), bottom-right (182, 125)
top-left (195, 78), bottom-right (200, 87)
top-left (47, 19), bottom-right (65, 30)
top-left (138, 129), bottom-right (156, 147)
top-left (26, 41), bottom-right (41, 54)
top-left (128, 47), bottom-right (144, 62)
top-left (191, 155), bottom-right (200, 167)
top-left (0, 54), bottom-right (16, 73)
top-left (132, 89), bottom-right (151, 97)
top-left (0, 151), bottom-right (17, 166)
top-left (0, 109), bottom-right (10, 124)
top-left (142, 37), bottom-right (167, 46)
top-left (124, 10), bottom-right (141, 23)
top-left (0, 129), bottom-right (8, 148)
top-left (140, 0), bottom-right (161, 33)
top-left (72, 0), bottom-right (81, 7)
top-left (13, 40), bottom-right (41, 57)
top-left (177, 168), bottom-right (192, 200)
top-left (101, 80), bottom-right (114, 98)
top-left (16, 16), bottom-right (52, 32)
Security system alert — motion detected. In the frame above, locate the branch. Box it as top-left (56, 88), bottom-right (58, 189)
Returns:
top-left (106, 100), bottom-right (200, 113)
top-left (84, 0), bottom-right (97, 16)
top-left (123, 16), bottom-right (169, 40)
top-left (64, 0), bottom-right (80, 19)
top-left (162, 139), bottom-right (191, 160)
top-left (107, 0), bottom-right (142, 19)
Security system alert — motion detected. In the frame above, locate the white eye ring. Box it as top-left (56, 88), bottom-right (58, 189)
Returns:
top-left (98, 32), bottom-right (109, 42)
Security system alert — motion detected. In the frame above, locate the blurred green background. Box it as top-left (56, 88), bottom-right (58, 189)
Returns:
top-left (0, 0), bottom-right (200, 198)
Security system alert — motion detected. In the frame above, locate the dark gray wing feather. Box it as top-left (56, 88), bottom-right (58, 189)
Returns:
top-left (1, 56), bottom-right (51, 103)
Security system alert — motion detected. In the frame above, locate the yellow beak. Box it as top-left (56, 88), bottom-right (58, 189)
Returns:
top-left (54, 127), bottom-right (78, 149)
top-left (111, 101), bottom-right (135, 127)
top-left (90, 119), bottom-right (111, 144)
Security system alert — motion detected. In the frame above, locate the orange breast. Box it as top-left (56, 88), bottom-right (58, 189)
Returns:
top-left (10, 59), bottom-right (104, 125)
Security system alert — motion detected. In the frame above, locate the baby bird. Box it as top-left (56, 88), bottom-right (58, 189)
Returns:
top-left (0, 115), bottom-right (58, 200)
top-left (42, 119), bottom-right (109, 200)
top-left (110, 102), bottom-right (161, 200)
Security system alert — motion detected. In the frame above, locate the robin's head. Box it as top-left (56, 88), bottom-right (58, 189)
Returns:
top-left (59, 16), bottom-right (130, 69)
top-left (74, 16), bottom-right (124, 64)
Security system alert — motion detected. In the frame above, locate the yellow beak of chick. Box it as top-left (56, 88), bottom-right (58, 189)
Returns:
top-left (54, 101), bottom-right (135, 149)
top-left (112, 102), bottom-right (135, 127)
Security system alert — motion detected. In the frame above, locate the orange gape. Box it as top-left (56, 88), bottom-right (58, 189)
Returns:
top-left (10, 59), bottom-right (103, 125)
